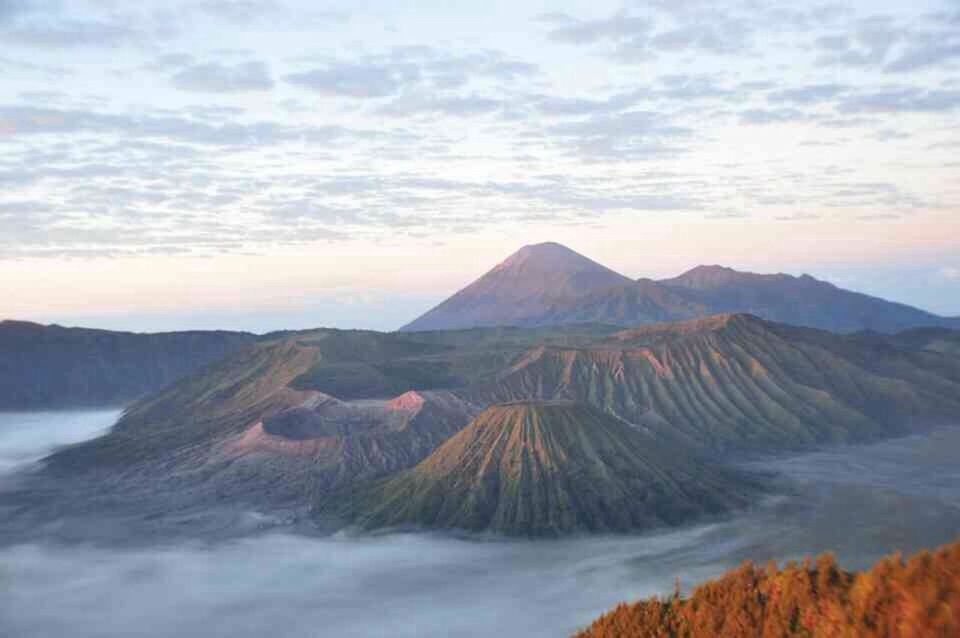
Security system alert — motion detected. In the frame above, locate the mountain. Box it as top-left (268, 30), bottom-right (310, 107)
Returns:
top-left (399, 242), bottom-right (633, 331)
top-left (470, 314), bottom-right (960, 453)
top-left (316, 401), bottom-right (755, 536)
top-left (0, 320), bottom-right (256, 409)
top-left (660, 264), bottom-right (958, 333)
top-left (577, 536), bottom-right (960, 637)
top-left (38, 326), bottom-right (612, 508)
top-left (400, 243), bottom-right (959, 334)
top-left (19, 315), bottom-right (960, 538)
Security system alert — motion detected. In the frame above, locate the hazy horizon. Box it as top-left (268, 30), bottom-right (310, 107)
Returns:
top-left (2, 0), bottom-right (959, 331)
top-left (4, 241), bottom-right (960, 333)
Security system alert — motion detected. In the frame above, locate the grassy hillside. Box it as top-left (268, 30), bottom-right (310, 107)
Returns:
top-left (576, 536), bottom-right (960, 637)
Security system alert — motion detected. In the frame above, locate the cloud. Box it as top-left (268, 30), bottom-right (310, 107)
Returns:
top-left (375, 93), bottom-right (503, 118)
top-left (0, 104), bottom-right (386, 147)
top-left (191, 1), bottom-right (346, 27)
top-left (648, 21), bottom-right (748, 56)
top-left (543, 10), bottom-right (653, 45)
top-left (4, 18), bottom-right (140, 48)
top-left (286, 62), bottom-right (409, 97)
top-left (768, 84), bottom-right (848, 104)
top-left (545, 110), bottom-right (694, 160)
top-left (839, 88), bottom-right (960, 113)
top-left (285, 47), bottom-right (537, 100)
top-left (739, 108), bottom-right (810, 125)
top-left (0, 2), bottom-right (177, 49)
top-left (885, 41), bottom-right (960, 73)
top-left (171, 61), bottom-right (274, 93)
top-left (542, 4), bottom-right (835, 61)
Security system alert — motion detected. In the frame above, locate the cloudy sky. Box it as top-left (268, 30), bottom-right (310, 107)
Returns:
top-left (1, 0), bottom-right (958, 332)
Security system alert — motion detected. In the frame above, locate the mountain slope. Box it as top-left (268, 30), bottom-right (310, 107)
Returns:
top-left (400, 242), bottom-right (633, 331)
top-left (400, 243), bottom-right (958, 333)
top-left (0, 320), bottom-right (256, 409)
top-left (468, 314), bottom-right (960, 453)
top-left (317, 401), bottom-right (755, 536)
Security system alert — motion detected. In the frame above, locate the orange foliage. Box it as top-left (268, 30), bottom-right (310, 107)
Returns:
top-left (575, 538), bottom-right (960, 638)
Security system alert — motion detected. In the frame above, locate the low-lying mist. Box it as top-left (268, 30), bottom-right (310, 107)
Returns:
top-left (0, 409), bottom-right (120, 475)
top-left (1, 412), bottom-right (959, 637)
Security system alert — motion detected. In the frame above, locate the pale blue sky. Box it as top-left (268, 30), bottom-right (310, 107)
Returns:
top-left (1, 0), bottom-right (958, 331)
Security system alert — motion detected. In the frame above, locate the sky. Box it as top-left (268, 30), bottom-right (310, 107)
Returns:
top-left (0, 0), bottom-right (958, 332)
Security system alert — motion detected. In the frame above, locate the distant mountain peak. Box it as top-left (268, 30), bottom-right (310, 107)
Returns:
top-left (400, 242), bottom-right (632, 332)
top-left (400, 245), bottom-right (957, 334)
top-left (494, 241), bottom-right (619, 273)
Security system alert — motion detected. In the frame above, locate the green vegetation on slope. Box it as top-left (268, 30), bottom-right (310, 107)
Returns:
top-left (316, 401), bottom-right (756, 536)
top-left (576, 536), bottom-right (960, 637)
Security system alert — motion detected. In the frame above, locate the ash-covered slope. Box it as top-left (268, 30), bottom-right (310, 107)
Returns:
top-left (317, 401), bottom-right (754, 536)
top-left (0, 320), bottom-right (255, 409)
top-left (469, 314), bottom-right (960, 453)
top-left (400, 242), bottom-right (632, 331)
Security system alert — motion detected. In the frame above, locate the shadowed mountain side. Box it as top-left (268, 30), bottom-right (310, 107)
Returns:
top-left (315, 402), bottom-right (757, 536)
top-left (576, 536), bottom-right (960, 638)
top-left (465, 314), bottom-right (960, 454)
top-left (0, 320), bottom-right (256, 410)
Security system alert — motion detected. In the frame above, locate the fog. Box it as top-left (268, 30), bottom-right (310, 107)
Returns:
top-left (0, 409), bottom-right (120, 476)
top-left (1, 412), bottom-right (959, 637)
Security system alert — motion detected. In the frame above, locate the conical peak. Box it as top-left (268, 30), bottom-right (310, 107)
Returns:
top-left (494, 242), bottom-right (617, 275)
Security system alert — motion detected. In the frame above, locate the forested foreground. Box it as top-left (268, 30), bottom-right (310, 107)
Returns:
top-left (575, 537), bottom-right (960, 637)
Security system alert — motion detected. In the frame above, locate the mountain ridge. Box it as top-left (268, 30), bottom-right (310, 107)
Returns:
top-left (0, 320), bottom-right (257, 409)
top-left (400, 243), bottom-right (958, 334)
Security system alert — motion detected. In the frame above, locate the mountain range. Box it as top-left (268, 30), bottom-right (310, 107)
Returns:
top-left (401, 242), bottom-right (959, 334)
top-left (5, 241), bottom-right (960, 537)
top-left (22, 312), bottom-right (960, 537)
top-left (4, 242), bottom-right (957, 411)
